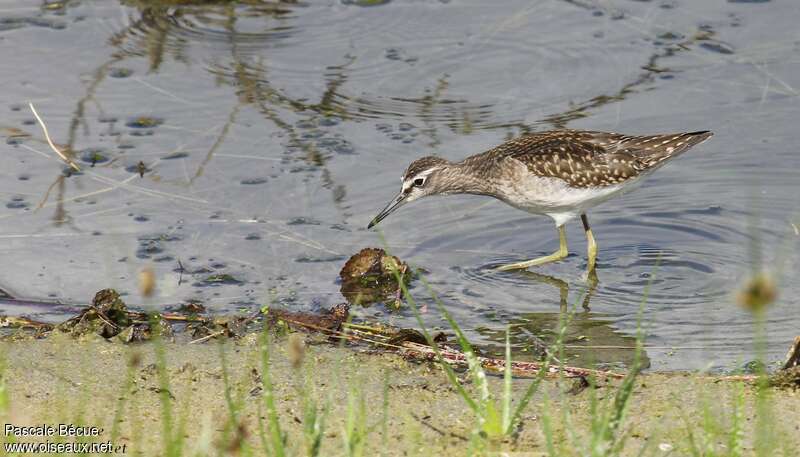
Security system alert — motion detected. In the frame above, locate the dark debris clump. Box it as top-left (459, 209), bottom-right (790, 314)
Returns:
top-left (339, 247), bottom-right (413, 308)
top-left (58, 289), bottom-right (133, 339)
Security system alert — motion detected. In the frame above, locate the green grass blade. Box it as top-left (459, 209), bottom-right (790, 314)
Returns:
top-left (502, 327), bottom-right (512, 433)
top-left (259, 329), bottom-right (286, 457)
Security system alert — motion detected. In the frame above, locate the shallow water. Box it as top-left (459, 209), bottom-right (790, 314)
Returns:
top-left (0, 0), bottom-right (797, 370)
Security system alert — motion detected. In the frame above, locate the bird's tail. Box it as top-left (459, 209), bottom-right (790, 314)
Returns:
top-left (635, 130), bottom-right (713, 168)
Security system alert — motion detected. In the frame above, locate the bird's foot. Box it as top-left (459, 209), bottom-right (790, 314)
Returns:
top-left (496, 250), bottom-right (568, 271)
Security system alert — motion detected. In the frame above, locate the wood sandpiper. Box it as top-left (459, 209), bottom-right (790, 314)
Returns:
top-left (368, 129), bottom-right (712, 273)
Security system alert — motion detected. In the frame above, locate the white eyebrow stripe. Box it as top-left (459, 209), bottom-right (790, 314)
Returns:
top-left (409, 168), bottom-right (438, 181)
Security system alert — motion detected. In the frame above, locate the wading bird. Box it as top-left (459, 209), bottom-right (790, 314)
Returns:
top-left (368, 129), bottom-right (712, 273)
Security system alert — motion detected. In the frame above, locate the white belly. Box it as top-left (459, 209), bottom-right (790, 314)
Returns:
top-left (496, 174), bottom-right (639, 226)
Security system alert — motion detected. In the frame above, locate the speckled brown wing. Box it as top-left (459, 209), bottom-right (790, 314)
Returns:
top-left (487, 132), bottom-right (641, 188)
top-left (488, 130), bottom-right (712, 189)
top-left (573, 130), bottom-right (713, 168)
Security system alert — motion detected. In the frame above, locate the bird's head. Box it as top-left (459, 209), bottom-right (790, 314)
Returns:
top-left (367, 156), bottom-right (450, 229)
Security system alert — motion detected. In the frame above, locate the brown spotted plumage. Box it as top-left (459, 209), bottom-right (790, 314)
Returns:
top-left (467, 130), bottom-right (713, 188)
top-left (368, 129), bottom-right (713, 273)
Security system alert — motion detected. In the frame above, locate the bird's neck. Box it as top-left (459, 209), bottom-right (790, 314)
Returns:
top-left (435, 161), bottom-right (495, 196)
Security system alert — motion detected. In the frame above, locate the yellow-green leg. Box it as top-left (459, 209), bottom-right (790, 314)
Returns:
top-left (497, 225), bottom-right (568, 271)
top-left (581, 214), bottom-right (597, 273)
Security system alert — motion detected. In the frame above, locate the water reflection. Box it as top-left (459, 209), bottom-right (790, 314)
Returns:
top-left (475, 270), bottom-right (647, 370)
top-left (476, 309), bottom-right (649, 371)
top-left (509, 269), bottom-right (597, 311)
top-left (111, 0), bottom-right (727, 137)
top-left (119, 0), bottom-right (302, 70)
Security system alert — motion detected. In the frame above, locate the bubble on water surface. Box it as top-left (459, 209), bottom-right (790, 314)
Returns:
top-left (162, 152), bottom-right (189, 160)
top-left (341, 0), bottom-right (391, 6)
top-left (136, 240), bottom-right (163, 259)
top-left (295, 255), bottom-right (347, 263)
top-left (240, 177), bottom-right (268, 185)
top-left (287, 217), bottom-right (322, 226)
top-left (195, 274), bottom-right (244, 287)
top-left (318, 117), bottom-right (341, 127)
top-left (6, 197), bottom-right (28, 209)
top-left (109, 68), bottom-right (133, 78)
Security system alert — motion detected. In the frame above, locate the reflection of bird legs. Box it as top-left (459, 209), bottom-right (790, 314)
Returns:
top-left (584, 268), bottom-right (599, 305)
top-left (520, 270), bottom-right (597, 312)
top-left (520, 271), bottom-right (569, 308)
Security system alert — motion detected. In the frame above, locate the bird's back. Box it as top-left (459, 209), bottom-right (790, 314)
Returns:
top-left (468, 129), bottom-right (712, 189)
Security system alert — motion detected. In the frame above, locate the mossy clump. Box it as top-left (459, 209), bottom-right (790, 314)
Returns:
top-left (56, 289), bottom-right (173, 342)
top-left (187, 316), bottom-right (253, 342)
top-left (58, 288), bottom-right (132, 338)
top-left (262, 303), bottom-right (350, 337)
top-left (339, 248), bottom-right (411, 307)
top-left (116, 315), bottom-right (172, 343)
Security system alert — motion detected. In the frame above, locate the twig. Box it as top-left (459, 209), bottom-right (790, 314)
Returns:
top-left (160, 313), bottom-right (208, 323)
top-left (93, 309), bottom-right (119, 331)
top-left (28, 102), bottom-right (81, 172)
top-left (712, 375), bottom-right (759, 382)
top-left (0, 316), bottom-right (53, 330)
top-left (399, 341), bottom-right (624, 379)
top-left (188, 330), bottom-right (226, 345)
top-left (36, 175), bottom-right (64, 210)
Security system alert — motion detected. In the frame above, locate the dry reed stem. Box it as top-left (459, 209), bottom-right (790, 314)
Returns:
top-left (28, 102), bottom-right (81, 172)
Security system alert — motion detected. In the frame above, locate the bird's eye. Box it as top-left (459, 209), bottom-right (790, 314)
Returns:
top-left (413, 178), bottom-right (425, 187)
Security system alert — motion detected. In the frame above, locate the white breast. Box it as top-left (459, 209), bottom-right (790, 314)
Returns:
top-left (494, 172), bottom-right (638, 226)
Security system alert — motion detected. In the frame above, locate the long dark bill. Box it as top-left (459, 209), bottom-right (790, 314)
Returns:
top-left (367, 192), bottom-right (407, 229)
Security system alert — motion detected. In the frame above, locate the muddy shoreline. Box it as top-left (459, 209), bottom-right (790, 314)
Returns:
top-left (3, 334), bottom-right (799, 456)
